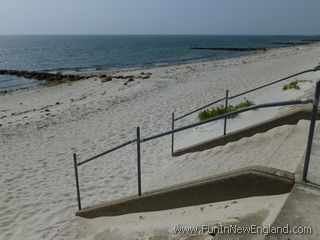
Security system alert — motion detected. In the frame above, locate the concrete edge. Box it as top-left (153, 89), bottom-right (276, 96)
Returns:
top-left (173, 107), bottom-right (317, 157)
top-left (76, 166), bottom-right (295, 219)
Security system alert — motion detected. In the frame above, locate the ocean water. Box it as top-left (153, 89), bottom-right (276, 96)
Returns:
top-left (0, 35), bottom-right (318, 90)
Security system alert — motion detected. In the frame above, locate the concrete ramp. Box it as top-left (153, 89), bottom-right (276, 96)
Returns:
top-left (76, 166), bottom-right (294, 219)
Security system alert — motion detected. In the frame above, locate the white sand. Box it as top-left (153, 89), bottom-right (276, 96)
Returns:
top-left (1, 43), bottom-right (320, 239)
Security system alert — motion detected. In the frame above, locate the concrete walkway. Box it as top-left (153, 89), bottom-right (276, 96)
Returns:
top-left (265, 185), bottom-right (320, 240)
top-left (263, 124), bottom-right (320, 239)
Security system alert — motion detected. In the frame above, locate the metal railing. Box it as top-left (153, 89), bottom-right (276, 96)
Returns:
top-left (303, 81), bottom-right (320, 182)
top-left (73, 81), bottom-right (320, 210)
top-left (171, 68), bottom-right (320, 155)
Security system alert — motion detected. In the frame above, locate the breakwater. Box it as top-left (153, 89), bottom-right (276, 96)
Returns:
top-left (191, 47), bottom-right (267, 52)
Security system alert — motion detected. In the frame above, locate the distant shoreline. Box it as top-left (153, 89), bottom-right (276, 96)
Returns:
top-left (1, 34), bottom-right (319, 90)
top-left (0, 44), bottom-right (296, 92)
top-left (0, 43), bottom-right (310, 92)
top-left (78, 42), bottom-right (318, 76)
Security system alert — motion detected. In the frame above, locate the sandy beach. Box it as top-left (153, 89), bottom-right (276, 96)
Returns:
top-left (1, 43), bottom-right (320, 239)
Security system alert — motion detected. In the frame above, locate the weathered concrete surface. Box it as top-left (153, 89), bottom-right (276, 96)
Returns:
top-left (303, 120), bottom-right (320, 185)
top-left (265, 185), bottom-right (320, 240)
top-left (76, 166), bottom-right (294, 219)
top-left (262, 122), bottom-right (320, 239)
top-left (173, 105), bottom-right (318, 157)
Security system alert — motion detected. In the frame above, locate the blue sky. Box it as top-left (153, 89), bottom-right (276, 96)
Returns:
top-left (0, 0), bottom-right (319, 35)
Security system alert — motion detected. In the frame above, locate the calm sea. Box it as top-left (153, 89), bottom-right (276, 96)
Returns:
top-left (0, 35), bottom-right (318, 90)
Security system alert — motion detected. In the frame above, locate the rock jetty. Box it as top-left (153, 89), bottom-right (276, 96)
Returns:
top-left (0, 69), bottom-right (86, 84)
top-left (191, 47), bottom-right (267, 51)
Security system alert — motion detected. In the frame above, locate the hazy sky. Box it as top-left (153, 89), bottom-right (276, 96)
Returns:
top-left (0, 0), bottom-right (319, 35)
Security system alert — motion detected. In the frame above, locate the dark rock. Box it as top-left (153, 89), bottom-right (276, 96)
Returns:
top-left (0, 69), bottom-right (85, 84)
top-left (191, 47), bottom-right (268, 51)
top-left (123, 78), bottom-right (134, 86)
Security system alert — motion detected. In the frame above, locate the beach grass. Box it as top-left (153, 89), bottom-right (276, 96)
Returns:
top-left (199, 99), bottom-right (255, 121)
top-left (282, 80), bottom-right (312, 91)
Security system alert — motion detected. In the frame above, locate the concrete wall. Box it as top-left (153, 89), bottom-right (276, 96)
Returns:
top-left (76, 166), bottom-right (294, 219)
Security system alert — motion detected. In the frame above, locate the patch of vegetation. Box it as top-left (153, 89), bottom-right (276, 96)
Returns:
top-left (40, 77), bottom-right (74, 86)
top-left (282, 80), bottom-right (313, 91)
top-left (315, 64), bottom-right (320, 69)
top-left (283, 80), bottom-right (300, 91)
top-left (198, 99), bottom-right (255, 121)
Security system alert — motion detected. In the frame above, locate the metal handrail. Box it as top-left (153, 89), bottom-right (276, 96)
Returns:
top-left (73, 96), bottom-right (315, 211)
top-left (72, 65), bottom-right (320, 212)
top-left (229, 69), bottom-right (319, 99)
top-left (303, 82), bottom-right (320, 181)
top-left (77, 139), bottom-right (136, 166)
top-left (78, 99), bottom-right (313, 166)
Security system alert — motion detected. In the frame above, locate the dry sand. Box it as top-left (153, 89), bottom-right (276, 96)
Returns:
top-left (1, 43), bottom-right (320, 239)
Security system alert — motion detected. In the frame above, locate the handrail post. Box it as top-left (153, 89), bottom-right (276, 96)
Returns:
top-left (73, 153), bottom-right (82, 210)
top-left (224, 90), bottom-right (229, 135)
top-left (136, 127), bottom-right (142, 196)
top-left (303, 81), bottom-right (320, 182)
top-left (171, 112), bottom-right (175, 156)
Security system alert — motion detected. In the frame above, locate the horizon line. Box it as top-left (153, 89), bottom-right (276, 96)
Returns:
top-left (0, 33), bottom-right (319, 36)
